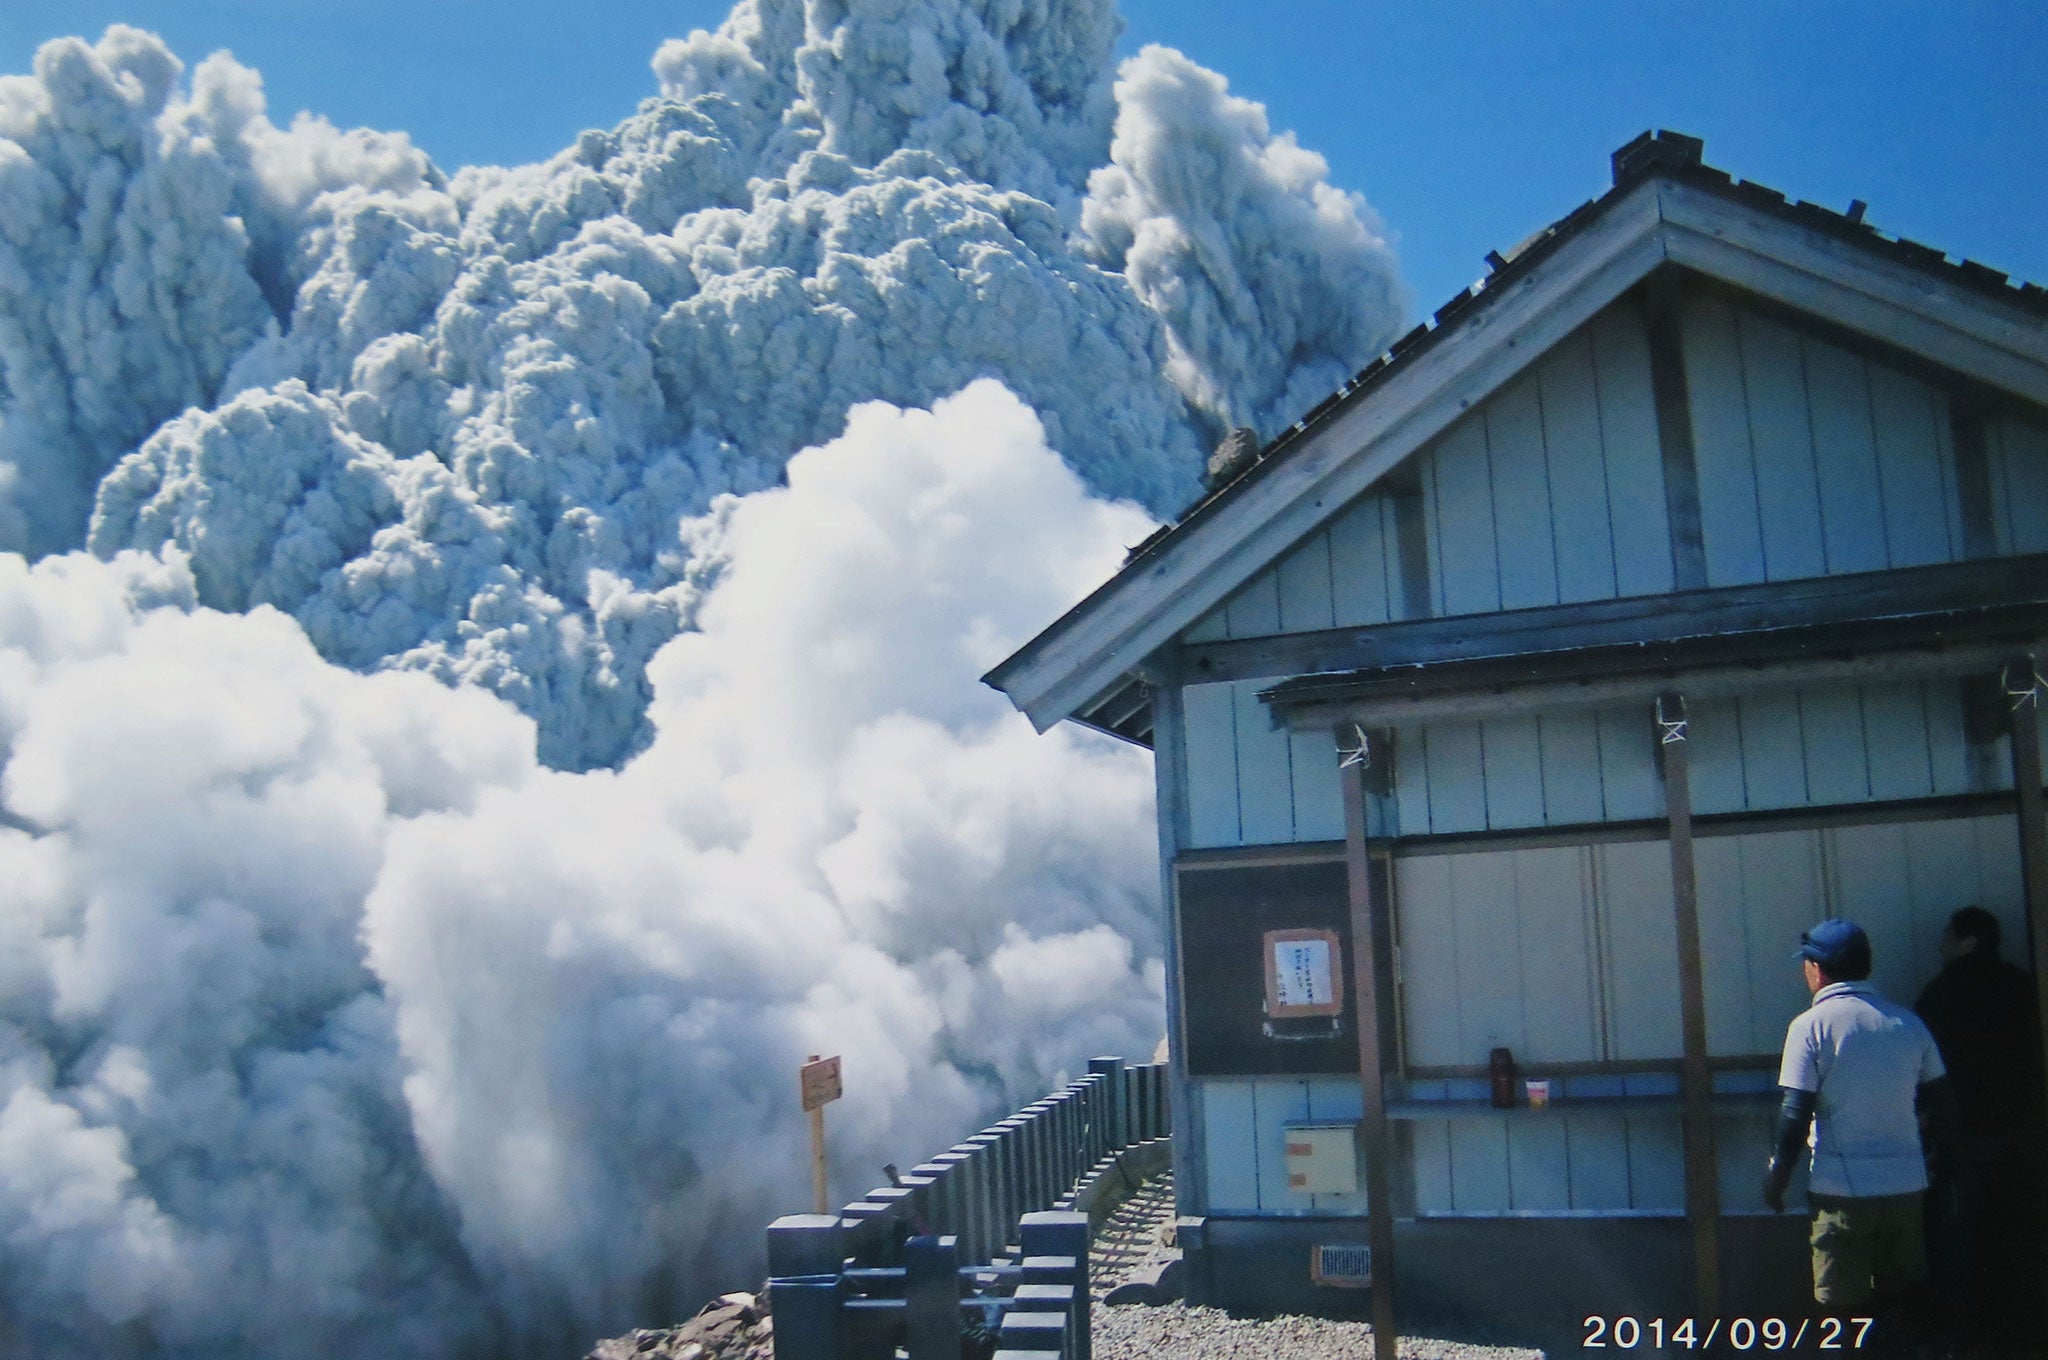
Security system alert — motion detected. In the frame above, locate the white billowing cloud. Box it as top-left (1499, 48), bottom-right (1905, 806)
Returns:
top-left (1080, 45), bottom-right (1407, 434)
top-left (2, 6), bottom-right (1403, 770)
top-left (0, 383), bottom-right (1166, 1357)
top-left (0, 30), bottom-right (273, 556)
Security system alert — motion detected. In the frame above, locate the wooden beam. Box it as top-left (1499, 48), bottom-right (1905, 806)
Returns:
top-left (1272, 637), bottom-right (2036, 734)
top-left (1642, 271), bottom-right (1710, 590)
top-left (1182, 550), bottom-right (2048, 687)
top-left (1337, 726), bottom-right (1399, 1360)
top-left (1656, 692), bottom-right (1721, 1315)
top-left (2003, 654), bottom-right (2048, 1296)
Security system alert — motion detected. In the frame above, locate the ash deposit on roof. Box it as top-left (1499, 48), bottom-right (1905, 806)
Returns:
top-left (0, 5), bottom-right (1404, 1356)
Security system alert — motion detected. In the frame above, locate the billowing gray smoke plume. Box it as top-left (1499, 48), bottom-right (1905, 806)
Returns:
top-left (0, 5), bottom-right (1406, 1356)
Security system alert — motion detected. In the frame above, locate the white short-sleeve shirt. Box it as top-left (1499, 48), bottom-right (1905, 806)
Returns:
top-left (1778, 980), bottom-right (1946, 1198)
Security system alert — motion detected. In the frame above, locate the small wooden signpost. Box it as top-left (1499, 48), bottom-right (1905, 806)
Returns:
top-left (799, 1054), bottom-right (843, 1214)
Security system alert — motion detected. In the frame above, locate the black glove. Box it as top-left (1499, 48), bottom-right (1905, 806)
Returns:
top-left (1761, 1159), bottom-right (1789, 1214)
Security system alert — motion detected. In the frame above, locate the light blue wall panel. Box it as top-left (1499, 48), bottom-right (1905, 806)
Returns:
top-left (1507, 1119), bottom-right (1574, 1211)
top-left (1398, 845), bottom-right (1608, 1070)
top-left (1566, 1116), bottom-right (1634, 1211)
top-left (1739, 312), bottom-right (1829, 582)
top-left (1538, 711), bottom-right (1607, 826)
top-left (1692, 836), bottom-right (1753, 1057)
top-left (1449, 851), bottom-right (1523, 1058)
top-left (1275, 531), bottom-right (1336, 635)
top-left (1183, 683), bottom-right (1240, 848)
top-left (1868, 364), bottom-right (1957, 569)
top-left (1421, 723), bottom-right (1488, 834)
top-left (1923, 682), bottom-right (1972, 796)
top-left (1695, 830), bottom-right (1825, 1057)
top-left (1412, 1120), bottom-right (1454, 1214)
top-left (1329, 496), bottom-right (1397, 627)
top-left (1684, 698), bottom-right (1747, 816)
top-left (1802, 340), bottom-right (1890, 575)
top-left (1988, 417), bottom-right (2048, 556)
top-left (1596, 707), bottom-right (1663, 821)
top-left (1589, 302), bottom-right (1675, 596)
top-left (1481, 717), bottom-right (1547, 828)
top-left (1252, 1078), bottom-right (1314, 1212)
top-left (1201, 1080), bottom-right (1261, 1213)
top-left (1448, 1119), bottom-right (1513, 1213)
top-left (1183, 603), bottom-right (1229, 643)
top-left (1737, 691), bottom-right (1810, 809)
top-left (1829, 821), bottom-right (1922, 1006)
top-left (1232, 681), bottom-right (1296, 845)
top-left (1599, 839), bottom-right (1683, 1061)
top-left (1681, 293), bottom-right (1769, 587)
top-left (1625, 1118), bottom-right (1687, 1213)
top-left (1396, 854), bottom-right (1463, 1069)
top-left (1486, 371), bottom-right (1561, 611)
top-left (1393, 726), bottom-right (1432, 841)
top-left (1539, 332), bottom-right (1619, 603)
top-left (1287, 729), bottom-right (1345, 843)
top-left (1863, 685), bottom-right (1937, 802)
top-left (1513, 846), bottom-right (1603, 1062)
top-left (1799, 688), bottom-right (1871, 807)
top-left (1224, 568), bottom-right (1282, 638)
top-left (1429, 416), bottom-right (1502, 617)
top-left (1716, 1112), bottom-right (1779, 1215)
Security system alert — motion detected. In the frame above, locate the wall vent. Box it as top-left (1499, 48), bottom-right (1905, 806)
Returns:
top-left (1311, 1243), bottom-right (1372, 1288)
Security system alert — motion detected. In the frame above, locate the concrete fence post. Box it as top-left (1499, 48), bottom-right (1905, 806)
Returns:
top-left (1088, 1058), bottom-right (1123, 1154)
top-left (766, 1214), bottom-right (844, 1360)
top-left (1018, 1211), bottom-right (1090, 1360)
top-left (904, 1233), bottom-right (962, 1360)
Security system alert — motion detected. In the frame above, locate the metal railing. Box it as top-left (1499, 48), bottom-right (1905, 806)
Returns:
top-left (767, 1056), bottom-right (1170, 1360)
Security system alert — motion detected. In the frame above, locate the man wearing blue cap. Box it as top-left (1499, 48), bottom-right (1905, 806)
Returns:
top-left (1764, 919), bottom-right (1953, 1340)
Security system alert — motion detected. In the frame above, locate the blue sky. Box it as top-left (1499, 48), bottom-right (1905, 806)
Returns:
top-left (4, 1), bottom-right (2044, 315)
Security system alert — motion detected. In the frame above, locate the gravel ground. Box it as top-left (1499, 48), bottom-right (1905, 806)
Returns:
top-left (1090, 1172), bottom-right (1547, 1360)
top-left (1094, 1302), bottom-right (1546, 1360)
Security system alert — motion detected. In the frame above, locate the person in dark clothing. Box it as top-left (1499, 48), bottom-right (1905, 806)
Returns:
top-left (1914, 905), bottom-right (2047, 1351)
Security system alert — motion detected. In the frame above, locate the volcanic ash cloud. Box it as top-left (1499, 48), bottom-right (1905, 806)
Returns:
top-left (3, 9), bottom-right (1404, 769)
top-left (0, 382), bottom-right (1166, 1358)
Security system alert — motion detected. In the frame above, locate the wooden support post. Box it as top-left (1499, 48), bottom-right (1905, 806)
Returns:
top-left (1336, 725), bottom-right (1399, 1360)
top-left (1656, 692), bottom-right (1721, 1315)
top-left (2003, 654), bottom-right (2048, 1271)
top-left (807, 1105), bottom-right (828, 1216)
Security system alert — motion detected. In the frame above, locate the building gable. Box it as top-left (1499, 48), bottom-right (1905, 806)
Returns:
top-left (987, 136), bottom-right (2048, 739)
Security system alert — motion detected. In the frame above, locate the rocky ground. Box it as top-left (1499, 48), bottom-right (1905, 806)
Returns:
top-left (584, 1291), bottom-right (772, 1360)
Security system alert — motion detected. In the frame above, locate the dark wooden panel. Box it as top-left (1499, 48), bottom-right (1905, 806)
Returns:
top-left (1177, 858), bottom-right (1382, 1077)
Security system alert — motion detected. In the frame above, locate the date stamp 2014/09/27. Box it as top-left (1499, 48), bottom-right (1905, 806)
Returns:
top-left (1582, 1316), bottom-right (1875, 1351)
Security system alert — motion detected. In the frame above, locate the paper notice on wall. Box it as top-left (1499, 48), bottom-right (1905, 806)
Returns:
top-left (1264, 928), bottom-right (1344, 1018)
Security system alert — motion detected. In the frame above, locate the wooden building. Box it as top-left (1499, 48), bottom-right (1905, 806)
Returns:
top-left (986, 132), bottom-right (2048, 1335)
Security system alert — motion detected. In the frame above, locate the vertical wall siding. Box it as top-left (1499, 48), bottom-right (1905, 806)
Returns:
top-left (1986, 414), bottom-right (2048, 556)
top-left (1199, 1077), bottom-right (1372, 1215)
top-left (1180, 680), bottom-right (1374, 848)
top-left (1398, 840), bottom-right (1680, 1070)
top-left (1681, 291), bottom-right (1964, 586)
top-left (1192, 298), bottom-right (1673, 642)
top-left (1387, 679), bottom-right (1988, 841)
top-left (1408, 1110), bottom-right (1688, 1215)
